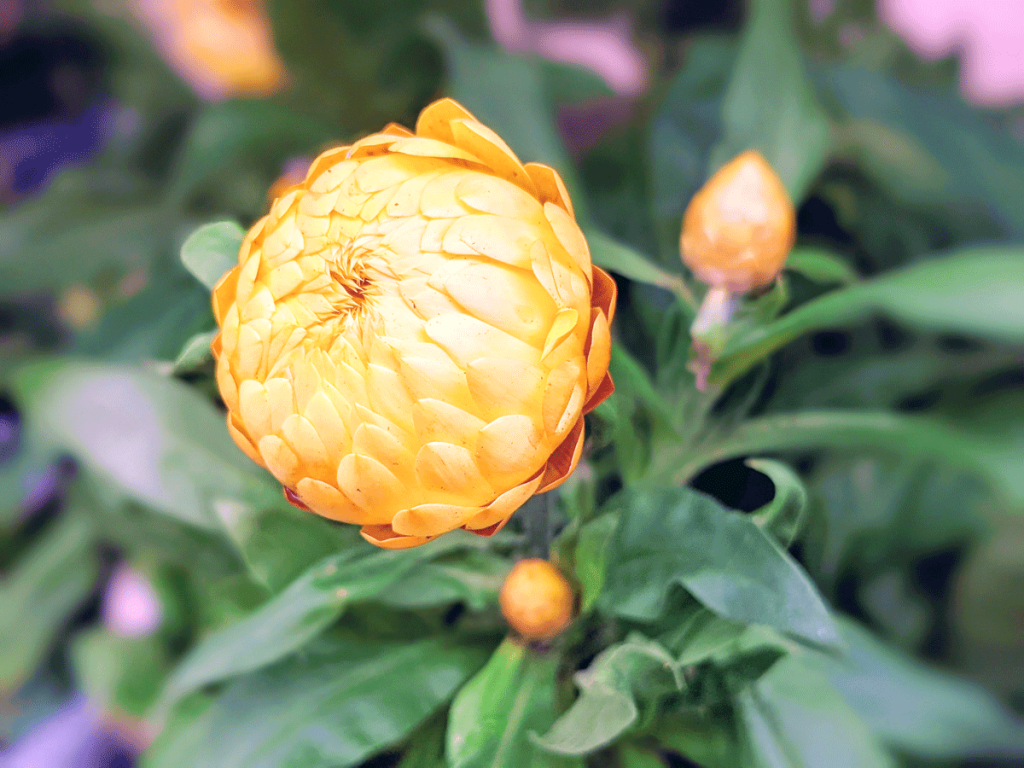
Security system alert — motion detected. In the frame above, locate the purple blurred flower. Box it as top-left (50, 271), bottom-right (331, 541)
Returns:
top-left (0, 697), bottom-right (133, 768)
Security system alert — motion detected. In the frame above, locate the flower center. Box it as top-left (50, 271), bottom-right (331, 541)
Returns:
top-left (321, 239), bottom-right (381, 325)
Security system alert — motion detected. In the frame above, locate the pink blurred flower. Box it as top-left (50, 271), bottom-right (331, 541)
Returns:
top-left (879, 0), bottom-right (1024, 105)
top-left (486, 0), bottom-right (647, 97)
top-left (101, 564), bottom-right (162, 638)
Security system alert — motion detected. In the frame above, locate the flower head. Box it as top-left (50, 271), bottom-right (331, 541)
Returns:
top-left (212, 98), bottom-right (615, 548)
top-left (680, 150), bottom-right (796, 293)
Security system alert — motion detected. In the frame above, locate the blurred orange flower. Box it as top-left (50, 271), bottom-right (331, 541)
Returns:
top-left (133, 0), bottom-right (286, 101)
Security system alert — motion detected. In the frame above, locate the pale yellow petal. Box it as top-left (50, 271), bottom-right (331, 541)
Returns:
top-left (265, 376), bottom-right (295, 434)
top-left (351, 422), bottom-right (416, 482)
top-left (542, 308), bottom-right (579, 360)
top-left (524, 162), bottom-right (574, 218)
top-left (425, 313), bottom-right (538, 367)
top-left (227, 414), bottom-right (264, 466)
top-left (360, 524), bottom-right (434, 550)
top-left (476, 414), bottom-right (544, 482)
top-left (455, 173), bottom-right (544, 219)
top-left (448, 118), bottom-right (537, 195)
top-left (258, 434), bottom-right (301, 487)
top-left (415, 442), bottom-right (493, 505)
top-left (391, 503), bottom-right (480, 537)
top-left (294, 478), bottom-right (364, 524)
top-left (465, 357), bottom-right (546, 420)
top-left (542, 358), bottom-right (584, 435)
top-left (585, 308), bottom-right (612, 397)
top-left (337, 453), bottom-right (404, 522)
top-left (238, 379), bottom-right (272, 439)
top-left (441, 214), bottom-right (535, 270)
top-left (413, 398), bottom-right (486, 448)
top-left (440, 260), bottom-right (555, 347)
top-left (464, 471), bottom-right (543, 530)
top-left (544, 202), bottom-right (592, 283)
top-left (414, 97), bottom-right (476, 144)
top-left (389, 136), bottom-right (482, 163)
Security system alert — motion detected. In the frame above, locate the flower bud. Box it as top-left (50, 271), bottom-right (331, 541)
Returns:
top-left (499, 558), bottom-right (574, 640)
top-left (680, 150), bottom-right (796, 293)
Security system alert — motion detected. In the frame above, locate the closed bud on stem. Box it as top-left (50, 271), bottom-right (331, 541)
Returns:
top-left (499, 558), bottom-right (574, 641)
top-left (681, 150), bottom-right (795, 390)
top-left (680, 149), bottom-right (796, 293)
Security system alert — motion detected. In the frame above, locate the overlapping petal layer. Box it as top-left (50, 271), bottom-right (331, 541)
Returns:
top-left (213, 98), bottom-right (615, 548)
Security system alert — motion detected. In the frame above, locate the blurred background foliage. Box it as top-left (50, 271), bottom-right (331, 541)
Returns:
top-left (1, 0), bottom-right (1024, 766)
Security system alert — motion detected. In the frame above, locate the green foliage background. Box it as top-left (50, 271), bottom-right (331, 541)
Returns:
top-left (2, 0), bottom-right (1024, 766)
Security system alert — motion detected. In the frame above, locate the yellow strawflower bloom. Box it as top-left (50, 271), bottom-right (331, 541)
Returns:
top-left (680, 150), bottom-right (796, 293)
top-left (212, 98), bottom-right (616, 549)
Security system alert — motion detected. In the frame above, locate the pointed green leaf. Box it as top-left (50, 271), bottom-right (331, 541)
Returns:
top-left (825, 618), bottom-right (1024, 760)
top-left (172, 330), bottom-right (218, 373)
top-left (145, 635), bottom-right (486, 768)
top-left (0, 513), bottom-right (99, 689)
top-left (712, 247), bottom-right (1024, 388)
top-left (737, 654), bottom-right (895, 768)
top-left (533, 635), bottom-right (682, 756)
top-left (180, 221), bottom-right (244, 290)
top-left (747, 459), bottom-right (808, 548)
top-left (598, 488), bottom-right (839, 646)
top-left (9, 360), bottom-right (262, 530)
top-left (155, 536), bottom-right (470, 714)
top-left (447, 638), bottom-right (560, 768)
top-left (710, 0), bottom-right (831, 200)
top-left (784, 248), bottom-right (858, 286)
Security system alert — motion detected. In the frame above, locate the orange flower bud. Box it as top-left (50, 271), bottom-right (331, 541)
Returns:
top-left (680, 150), bottom-right (796, 293)
top-left (499, 558), bottom-right (574, 640)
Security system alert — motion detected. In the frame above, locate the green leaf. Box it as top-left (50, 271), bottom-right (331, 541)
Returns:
top-left (9, 360), bottom-right (263, 530)
top-left (380, 549), bottom-right (510, 611)
top-left (660, 609), bottom-right (748, 665)
top-left (737, 654), bottom-right (895, 768)
top-left (586, 229), bottom-right (693, 301)
top-left (677, 409), bottom-right (1024, 508)
top-left (447, 638), bottom-right (560, 768)
top-left (180, 222), bottom-right (244, 290)
top-left (533, 634), bottom-right (682, 757)
top-left (649, 36), bottom-right (736, 261)
top-left (73, 272), bottom-right (214, 363)
top-left (824, 618), bottom-right (1024, 760)
top-left (212, 492), bottom-right (363, 591)
top-left (747, 459), bottom-right (808, 548)
top-left (167, 101), bottom-right (332, 206)
top-left (784, 248), bottom-right (858, 286)
top-left (0, 177), bottom-right (167, 297)
top-left (712, 246), bottom-right (1024, 388)
top-left (70, 628), bottom-right (170, 717)
top-left (821, 65), bottom-right (1024, 236)
top-left (173, 330), bottom-right (218, 373)
top-left (540, 60), bottom-right (615, 105)
top-left (710, 0), bottom-right (831, 200)
top-left (573, 513), bottom-right (618, 613)
top-left (0, 513), bottom-right (99, 689)
top-left (155, 536), bottom-right (470, 714)
top-left (598, 488), bottom-right (839, 646)
top-left (145, 634), bottom-right (486, 768)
